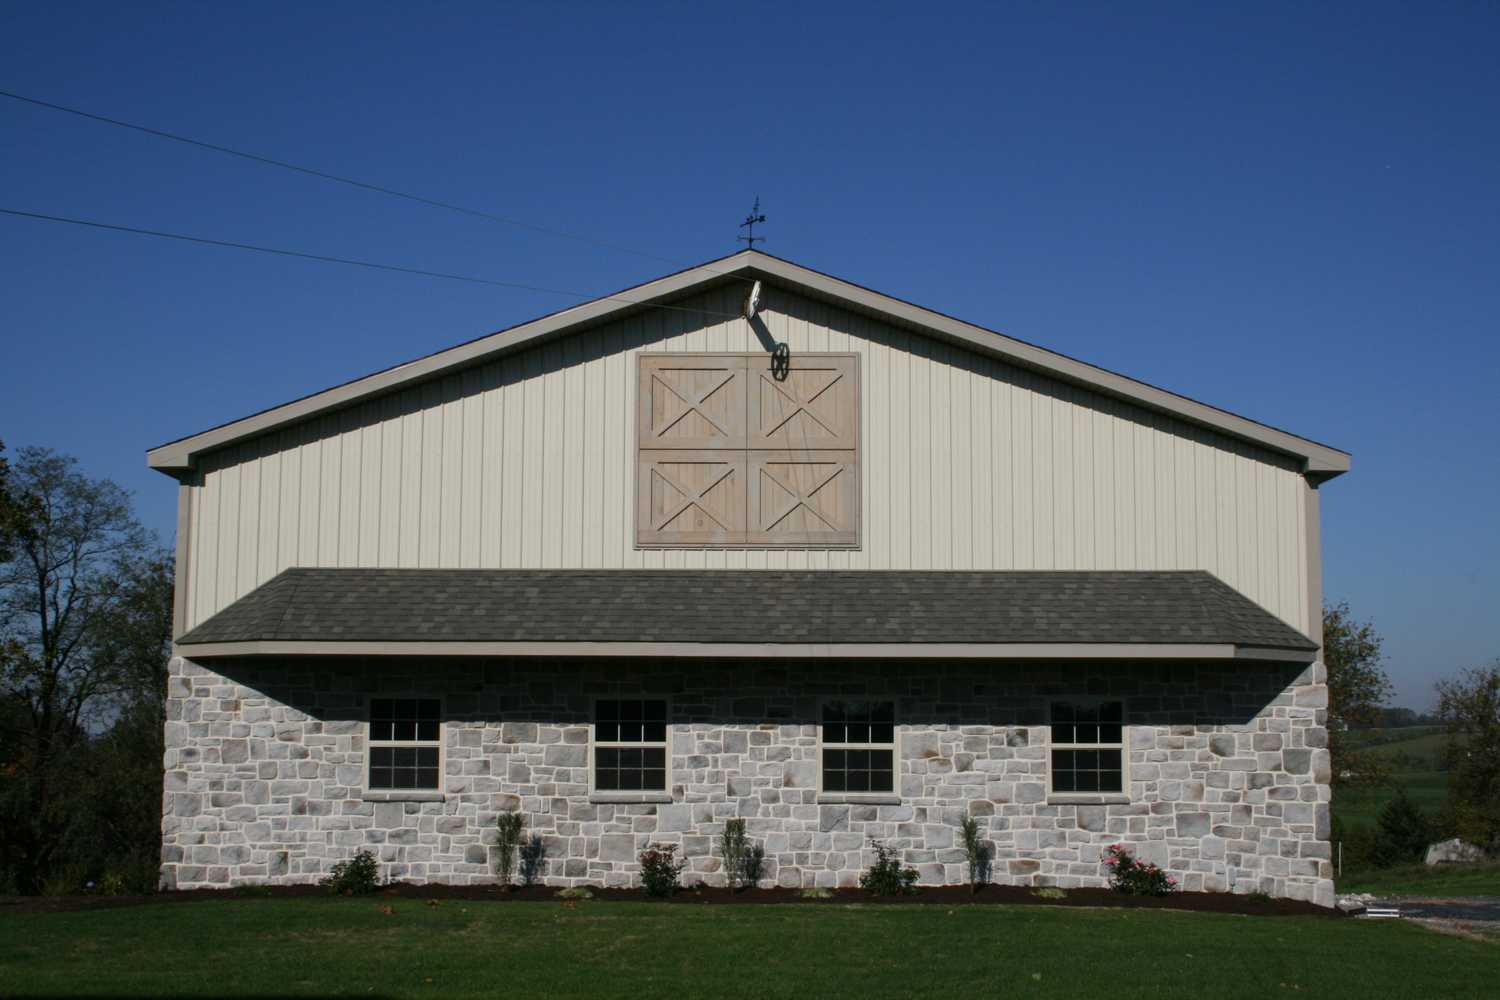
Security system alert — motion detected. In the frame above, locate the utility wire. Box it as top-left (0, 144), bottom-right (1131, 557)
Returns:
top-left (0, 88), bottom-right (757, 281)
top-left (0, 207), bottom-right (741, 318)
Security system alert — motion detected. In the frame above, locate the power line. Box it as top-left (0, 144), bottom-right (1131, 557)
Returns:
top-left (0, 88), bottom-right (757, 280)
top-left (0, 207), bottom-right (741, 318)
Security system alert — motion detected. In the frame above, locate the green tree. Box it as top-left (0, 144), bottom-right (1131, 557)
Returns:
top-left (1322, 602), bottom-right (1393, 786)
top-left (1372, 791), bottom-right (1430, 867)
top-left (0, 447), bottom-right (169, 893)
top-left (1436, 662), bottom-right (1500, 849)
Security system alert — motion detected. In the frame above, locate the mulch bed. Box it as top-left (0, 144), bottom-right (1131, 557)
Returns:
top-left (0, 881), bottom-right (1338, 918)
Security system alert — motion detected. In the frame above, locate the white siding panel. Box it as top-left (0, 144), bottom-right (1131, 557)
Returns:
top-left (181, 286), bottom-right (1315, 637)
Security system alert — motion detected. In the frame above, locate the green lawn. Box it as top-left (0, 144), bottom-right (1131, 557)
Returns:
top-left (2, 899), bottom-right (1497, 999)
top-left (1339, 862), bottom-right (1500, 898)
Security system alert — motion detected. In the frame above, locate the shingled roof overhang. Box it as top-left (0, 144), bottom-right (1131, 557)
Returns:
top-left (174, 569), bottom-right (1319, 663)
top-left (146, 250), bottom-right (1350, 482)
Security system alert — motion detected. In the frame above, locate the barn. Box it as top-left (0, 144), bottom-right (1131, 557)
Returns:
top-left (149, 250), bottom-right (1347, 905)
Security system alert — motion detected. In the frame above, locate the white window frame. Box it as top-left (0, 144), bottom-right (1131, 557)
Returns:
top-left (588, 696), bottom-right (673, 804)
top-left (1046, 696), bottom-right (1130, 804)
top-left (362, 695), bottom-right (445, 802)
top-left (816, 698), bottom-right (901, 804)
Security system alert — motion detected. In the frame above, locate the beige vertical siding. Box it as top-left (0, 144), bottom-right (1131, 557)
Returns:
top-left (182, 285), bottom-right (1311, 636)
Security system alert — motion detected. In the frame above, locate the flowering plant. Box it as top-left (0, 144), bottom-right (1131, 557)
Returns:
top-left (1103, 843), bottom-right (1178, 896)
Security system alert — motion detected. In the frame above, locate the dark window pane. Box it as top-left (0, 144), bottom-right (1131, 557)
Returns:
top-left (1099, 770), bottom-right (1123, 793)
top-left (370, 747), bottom-right (393, 768)
top-left (1098, 724), bottom-right (1122, 745)
top-left (872, 702), bottom-right (894, 723)
top-left (642, 748), bottom-right (666, 770)
top-left (596, 747), bottom-right (620, 770)
top-left (643, 769), bottom-right (666, 791)
top-left (416, 768), bottom-right (439, 789)
top-left (620, 768), bottom-right (642, 791)
top-left (1076, 771), bottom-right (1099, 792)
top-left (396, 699), bottom-right (416, 722)
top-left (825, 749), bottom-right (845, 771)
top-left (870, 769), bottom-right (893, 792)
top-left (822, 722), bottom-right (846, 743)
top-left (1100, 702), bottom-right (1123, 723)
top-left (846, 723), bottom-right (870, 744)
top-left (598, 700), bottom-right (618, 723)
top-left (596, 722), bottom-right (618, 742)
top-left (644, 701), bottom-right (666, 722)
top-left (823, 703), bottom-right (846, 723)
top-left (1100, 749), bottom-right (1122, 772)
top-left (847, 770), bottom-right (869, 792)
top-left (871, 724), bottom-right (894, 744)
top-left (1052, 702), bottom-right (1075, 723)
top-left (417, 720), bottom-right (439, 742)
top-left (824, 769), bottom-right (846, 792)
top-left (1051, 724), bottom-right (1072, 744)
top-left (416, 747), bottom-right (439, 769)
top-left (1053, 769), bottom-right (1075, 793)
top-left (370, 720), bottom-right (394, 741)
top-left (1075, 724), bottom-right (1099, 744)
top-left (596, 767), bottom-right (619, 790)
top-left (644, 722), bottom-right (666, 743)
top-left (1076, 750), bottom-right (1099, 771)
top-left (1053, 749), bottom-right (1074, 771)
top-left (371, 700), bottom-right (393, 720)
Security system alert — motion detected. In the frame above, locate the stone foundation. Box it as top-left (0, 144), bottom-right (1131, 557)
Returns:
top-left (160, 655), bottom-right (1334, 907)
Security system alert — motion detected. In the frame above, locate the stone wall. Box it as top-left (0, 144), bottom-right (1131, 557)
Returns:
top-left (160, 655), bottom-right (1333, 906)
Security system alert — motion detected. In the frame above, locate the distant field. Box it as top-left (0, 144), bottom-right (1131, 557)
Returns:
top-left (1334, 769), bottom-right (1448, 829)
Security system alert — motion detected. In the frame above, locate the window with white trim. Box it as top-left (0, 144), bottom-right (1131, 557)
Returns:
top-left (368, 698), bottom-right (441, 791)
top-left (821, 700), bottom-right (895, 793)
top-left (594, 699), bottom-right (668, 792)
top-left (1050, 700), bottom-right (1124, 794)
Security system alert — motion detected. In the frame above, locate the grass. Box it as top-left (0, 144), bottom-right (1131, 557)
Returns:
top-left (1339, 862), bottom-right (1500, 898)
top-left (2, 899), bottom-right (1498, 999)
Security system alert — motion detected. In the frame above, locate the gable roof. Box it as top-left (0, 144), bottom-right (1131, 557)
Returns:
top-left (174, 568), bottom-right (1318, 662)
top-left (146, 250), bottom-right (1349, 479)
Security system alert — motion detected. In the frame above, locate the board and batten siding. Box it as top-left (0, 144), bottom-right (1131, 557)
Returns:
top-left (180, 284), bottom-right (1313, 636)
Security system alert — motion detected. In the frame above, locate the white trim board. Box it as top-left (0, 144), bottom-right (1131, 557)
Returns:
top-left (147, 251), bottom-right (1349, 479)
top-left (173, 639), bottom-right (1317, 663)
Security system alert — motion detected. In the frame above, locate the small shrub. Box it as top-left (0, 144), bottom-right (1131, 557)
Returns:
top-left (800, 886), bottom-right (834, 899)
top-left (519, 834), bottom-right (547, 886)
top-left (555, 887), bottom-right (593, 900)
top-left (320, 849), bottom-right (381, 895)
top-left (495, 812), bottom-right (525, 886)
top-left (742, 843), bottom-right (766, 888)
top-left (720, 818), bottom-right (749, 890)
top-left (1373, 792), bottom-right (1431, 868)
top-left (959, 816), bottom-right (991, 893)
top-left (638, 843), bottom-right (686, 897)
top-left (1103, 844), bottom-right (1176, 896)
top-left (858, 839), bottom-right (918, 896)
top-left (1031, 886), bottom-right (1066, 900)
top-left (719, 818), bottom-right (765, 890)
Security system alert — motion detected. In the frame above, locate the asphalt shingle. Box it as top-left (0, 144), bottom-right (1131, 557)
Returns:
top-left (176, 569), bottom-right (1317, 653)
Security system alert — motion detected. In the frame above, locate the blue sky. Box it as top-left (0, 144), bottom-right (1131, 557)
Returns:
top-left (2, 2), bottom-right (1495, 707)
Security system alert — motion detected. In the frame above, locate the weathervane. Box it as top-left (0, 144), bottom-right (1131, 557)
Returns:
top-left (738, 196), bottom-right (766, 249)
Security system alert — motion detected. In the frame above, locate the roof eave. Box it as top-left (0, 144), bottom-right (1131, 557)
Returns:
top-left (173, 638), bottom-right (1316, 663)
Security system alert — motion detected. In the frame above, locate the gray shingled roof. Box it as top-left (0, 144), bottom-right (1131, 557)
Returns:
top-left (177, 569), bottom-right (1316, 653)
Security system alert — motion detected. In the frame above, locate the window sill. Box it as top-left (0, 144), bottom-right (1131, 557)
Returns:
top-left (1046, 794), bottom-right (1130, 806)
top-left (817, 793), bottom-right (902, 806)
top-left (361, 790), bottom-right (445, 803)
top-left (588, 792), bottom-right (673, 804)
